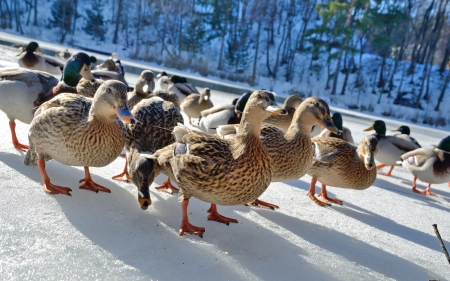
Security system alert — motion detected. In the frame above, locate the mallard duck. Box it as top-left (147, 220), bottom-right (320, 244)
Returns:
top-left (391, 125), bottom-right (421, 147)
top-left (92, 59), bottom-right (128, 87)
top-left (318, 112), bottom-right (354, 143)
top-left (364, 120), bottom-right (419, 176)
top-left (151, 90), bottom-right (287, 237)
top-left (56, 49), bottom-right (71, 61)
top-left (180, 87), bottom-right (213, 125)
top-left (24, 80), bottom-right (136, 195)
top-left (167, 75), bottom-right (199, 102)
top-left (17, 42), bottom-right (65, 75)
top-left (306, 135), bottom-right (379, 206)
top-left (0, 52), bottom-right (95, 151)
top-left (119, 97), bottom-right (184, 209)
top-left (126, 70), bottom-right (155, 109)
top-left (155, 71), bottom-right (170, 91)
top-left (263, 94), bottom-right (303, 131)
top-left (398, 136), bottom-right (450, 196)
top-left (150, 89), bottom-right (180, 109)
top-left (198, 92), bottom-right (251, 134)
top-left (217, 97), bottom-right (339, 209)
top-left (90, 56), bottom-right (100, 70)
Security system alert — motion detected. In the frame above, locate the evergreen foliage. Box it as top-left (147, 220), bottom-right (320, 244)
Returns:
top-left (83, 0), bottom-right (107, 42)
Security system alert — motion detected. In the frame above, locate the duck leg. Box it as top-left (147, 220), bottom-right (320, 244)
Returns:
top-left (307, 178), bottom-right (331, 207)
top-left (412, 176), bottom-right (436, 196)
top-left (179, 199), bottom-right (205, 238)
top-left (378, 165), bottom-right (394, 176)
top-left (79, 166), bottom-right (111, 193)
top-left (112, 158), bottom-right (130, 182)
top-left (207, 203), bottom-right (238, 225)
top-left (318, 184), bottom-right (343, 205)
top-left (155, 177), bottom-right (179, 193)
top-left (376, 164), bottom-right (386, 170)
top-left (9, 121), bottom-right (28, 152)
top-left (246, 199), bottom-right (279, 210)
top-left (37, 158), bottom-right (72, 196)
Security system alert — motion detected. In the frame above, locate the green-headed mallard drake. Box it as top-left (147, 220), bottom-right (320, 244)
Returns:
top-left (17, 42), bottom-right (65, 75)
top-left (391, 125), bottom-right (421, 147)
top-left (117, 97), bottom-right (184, 209)
top-left (151, 90), bottom-right (287, 237)
top-left (167, 75), bottom-right (199, 103)
top-left (306, 135), bottom-right (379, 206)
top-left (24, 80), bottom-right (136, 195)
top-left (364, 120), bottom-right (419, 176)
top-left (318, 112), bottom-right (354, 143)
top-left (126, 70), bottom-right (155, 110)
top-left (180, 87), bottom-right (213, 125)
top-left (217, 97), bottom-right (339, 209)
top-left (198, 92), bottom-right (250, 134)
top-left (398, 136), bottom-right (450, 196)
top-left (0, 52), bottom-right (94, 151)
top-left (155, 71), bottom-right (170, 91)
top-left (264, 94), bottom-right (303, 131)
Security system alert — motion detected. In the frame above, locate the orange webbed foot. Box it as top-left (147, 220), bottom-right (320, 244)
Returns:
top-left (111, 171), bottom-right (130, 182)
top-left (179, 222), bottom-right (206, 238)
top-left (79, 178), bottom-right (111, 193)
top-left (207, 204), bottom-right (238, 225)
top-left (13, 142), bottom-right (29, 152)
top-left (412, 186), bottom-right (436, 196)
top-left (245, 199), bottom-right (279, 210)
top-left (155, 178), bottom-right (179, 194)
top-left (43, 182), bottom-right (72, 196)
top-left (318, 192), bottom-right (343, 205)
top-left (307, 192), bottom-right (331, 207)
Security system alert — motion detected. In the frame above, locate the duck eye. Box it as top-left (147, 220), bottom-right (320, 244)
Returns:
top-left (314, 102), bottom-right (320, 107)
top-left (257, 94), bottom-right (262, 99)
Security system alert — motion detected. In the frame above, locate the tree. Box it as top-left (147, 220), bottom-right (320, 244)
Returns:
top-left (49, 0), bottom-right (75, 42)
top-left (83, 0), bottom-right (107, 42)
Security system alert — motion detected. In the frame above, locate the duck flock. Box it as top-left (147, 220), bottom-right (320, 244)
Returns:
top-left (0, 41), bottom-right (449, 240)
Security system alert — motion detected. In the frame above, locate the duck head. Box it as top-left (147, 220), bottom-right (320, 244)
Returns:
top-left (437, 136), bottom-right (450, 152)
top-left (90, 80), bottom-right (136, 124)
top-left (201, 88), bottom-right (211, 101)
top-left (364, 120), bottom-right (386, 135)
top-left (135, 70), bottom-right (155, 95)
top-left (62, 52), bottom-right (95, 87)
top-left (358, 135), bottom-right (379, 170)
top-left (242, 90), bottom-right (287, 127)
top-left (331, 112), bottom-right (343, 131)
top-left (293, 97), bottom-right (339, 134)
top-left (128, 147), bottom-right (155, 210)
top-left (391, 125), bottom-right (410, 135)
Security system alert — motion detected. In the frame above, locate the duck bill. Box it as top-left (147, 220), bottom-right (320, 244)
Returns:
top-left (391, 128), bottom-right (399, 132)
top-left (364, 155), bottom-right (375, 170)
top-left (143, 83), bottom-right (153, 94)
top-left (36, 46), bottom-right (43, 53)
top-left (319, 116), bottom-right (340, 134)
top-left (363, 125), bottom-right (374, 132)
top-left (138, 186), bottom-right (151, 210)
top-left (204, 95), bottom-right (209, 101)
top-left (80, 63), bottom-right (95, 82)
top-left (115, 102), bottom-right (137, 124)
top-left (265, 105), bottom-right (288, 115)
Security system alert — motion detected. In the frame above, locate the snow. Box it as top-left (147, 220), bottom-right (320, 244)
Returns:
top-left (1, 40), bottom-right (450, 280)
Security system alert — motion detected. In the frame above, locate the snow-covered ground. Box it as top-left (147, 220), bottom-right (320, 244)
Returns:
top-left (1, 43), bottom-right (450, 280)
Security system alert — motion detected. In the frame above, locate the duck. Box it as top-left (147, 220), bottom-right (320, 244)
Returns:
top-left (167, 75), bottom-right (199, 103)
top-left (125, 70), bottom-right (155, 110)
top-left (217, 97), bottom-right (339, 209)
top-left (0, 52), bottom-right (95, 152)
top-left (24, 80), bottom-right (136, 195)
top-left (198, 91), bottom-right (251, 134)
top-left (151, 90), bottom-right (287, 237)
top-left (90, 56), bottom-right (100, 70)
top-left (391, 125), bottom-right (421, 147)
top-left (318, 112), bottom-right (354, 143)
top-left (119, 97), bottom-right (184, 209)
top-left (155, 71), bottom-right (170, 91)
top-left (180, 87), bottom-right (213, 125)
top-left (56, 49), bottom-right (71, 61)
top-left (306, 135), bottom-right (379, 206)
top-left (17, 42), bottom-right (65, 75)
top-left (91, 59), bottom-right (128, 87)
top-left (398, 136), bottom-right (450, 196)
top-left (364, 120), bottom-right (419, 176)
top-left (150, 89), bottom-right (180, 109)
top-left (263, 94), bottom-right (303, 131)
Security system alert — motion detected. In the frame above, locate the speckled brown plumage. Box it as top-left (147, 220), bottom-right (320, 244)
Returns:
top-left (126, 97), bottom-right (183, 208)
top-left (25, 81), bottom-right (130, 168)
top-left (126, 70), bottom-right (155, 110)
top-left (180, 87), bottom-right (213, 118)
top-left (308, 136), bottom-right (378, 189)
top-left (76, 78), bottom-right (104, 98)
top-left (264, 94), bottom-right (303, 131)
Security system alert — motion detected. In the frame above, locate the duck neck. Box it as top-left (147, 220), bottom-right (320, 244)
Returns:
top-left (287, 106), bottom-right (316, 136)
top-left (237, 116), bottom-right (264, 138)
top-left (88, 102), bottom-right (116, 123)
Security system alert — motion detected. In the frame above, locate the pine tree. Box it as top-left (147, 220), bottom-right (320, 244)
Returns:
top-left (83, 0), bottom-right (107, 42)
top-left (49, 0), bottom-right (75, 42)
